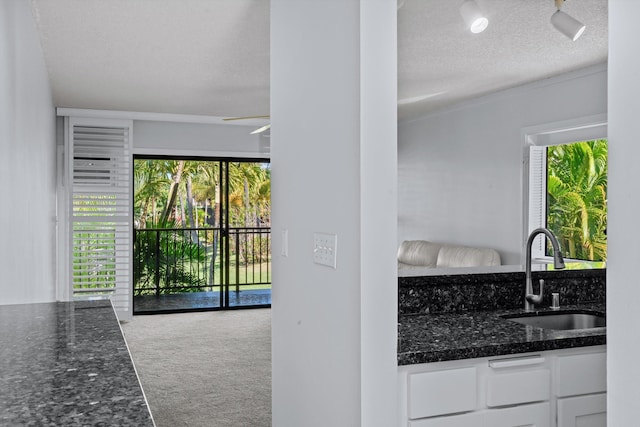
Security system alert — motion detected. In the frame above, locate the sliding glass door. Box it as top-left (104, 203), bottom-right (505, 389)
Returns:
top-left (132, 157), bottom-right (271, 314)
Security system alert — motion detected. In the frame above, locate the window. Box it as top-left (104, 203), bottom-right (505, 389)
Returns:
top-left (62, 117), bottom-right (134, 320)
top-left (546, 140), bottom-right (607, 263)
top-left (525, 117), bottom-right (607, 267)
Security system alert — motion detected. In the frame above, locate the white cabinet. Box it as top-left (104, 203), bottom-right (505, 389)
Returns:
top-left (408, 403), bottom-right (550, 427)
top-left (484, 402), bottom-right (551, 427)
top-left (556, 352), bottom-right (607, 397)
top-left (408, 367), bottom-right (477, 419)
top-left (557, 394), bottom-right (606, 427)
top-left (398, 346), bottom-right (606, 427)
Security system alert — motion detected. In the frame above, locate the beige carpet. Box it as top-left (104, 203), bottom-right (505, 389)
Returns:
top-left (121, 309), bottom-right (272, 427)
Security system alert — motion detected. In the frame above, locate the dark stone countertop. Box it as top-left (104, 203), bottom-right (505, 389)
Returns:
top-left (398, 303), bottom-right (606, 365)
top-left (0, 300), bottom-right (154, 426)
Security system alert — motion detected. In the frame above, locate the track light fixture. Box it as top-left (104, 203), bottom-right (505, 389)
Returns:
top-left (551, 0), bottom-right (586, 41)
top-left (459, 0), bottom-right (488, 34)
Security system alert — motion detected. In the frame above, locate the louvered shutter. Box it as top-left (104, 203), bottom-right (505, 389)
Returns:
top-left (67, 117), bottom-right (133, 320)
top-left (528, 145), bottom-right (547, 258)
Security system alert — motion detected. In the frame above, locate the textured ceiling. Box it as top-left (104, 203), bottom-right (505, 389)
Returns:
top-left (398, 0), bottom-right (608, 119)
top-left (30, 0), bottom-right (608, 122)
top-left (30, 0), bottom-right (270, 118)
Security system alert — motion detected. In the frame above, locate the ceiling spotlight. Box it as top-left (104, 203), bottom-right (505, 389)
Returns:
top-left (459, 0), bottom-right (488, 34)
top-left (551, 0), bottom-right (586, 41)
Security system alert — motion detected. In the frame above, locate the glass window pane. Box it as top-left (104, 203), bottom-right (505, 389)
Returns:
top-left (546, 139), bottom-right (608, 263)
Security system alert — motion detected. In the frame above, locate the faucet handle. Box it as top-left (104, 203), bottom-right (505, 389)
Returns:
top-left (526, 279), bottom-right (545, 305)
top-left (555, 251), bottom-right (565, 269)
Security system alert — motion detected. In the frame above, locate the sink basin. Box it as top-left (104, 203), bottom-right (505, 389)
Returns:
top-left (502, 311), bottom-right (606, 330)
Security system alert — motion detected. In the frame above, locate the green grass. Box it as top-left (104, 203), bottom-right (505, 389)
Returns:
top-left (134, 257), bottom-right (271, 295)
top-left (212, 261), bottom-right (272, 286)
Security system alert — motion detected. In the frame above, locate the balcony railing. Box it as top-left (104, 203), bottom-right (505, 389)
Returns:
top-left (133, 226), bottom-right (271, 296)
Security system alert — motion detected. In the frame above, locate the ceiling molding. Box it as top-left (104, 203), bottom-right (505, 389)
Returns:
top-left (56, 108), bottom-right (268, 126)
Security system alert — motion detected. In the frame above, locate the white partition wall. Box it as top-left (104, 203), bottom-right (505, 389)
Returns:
top-left (270, 1), bottom-right (397, 425)
top-left (607, 1), bottom-right (640, 424)
top-left (0, 0), bottom-right (56, 305)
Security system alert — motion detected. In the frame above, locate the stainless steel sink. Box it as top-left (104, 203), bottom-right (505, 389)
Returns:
top-left (501, 311), bottom-right (606, 330)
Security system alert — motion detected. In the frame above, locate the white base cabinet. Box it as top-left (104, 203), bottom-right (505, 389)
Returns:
top-left (407, 402), bottom-right (551, 427)
top-left (398, 346), bottom-right (606, 427)
top-left (557, 394), bottom-right (606, 427)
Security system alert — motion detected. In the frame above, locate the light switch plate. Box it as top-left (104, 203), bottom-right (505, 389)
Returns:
top-left (313, 232), bottom-right (337, 268)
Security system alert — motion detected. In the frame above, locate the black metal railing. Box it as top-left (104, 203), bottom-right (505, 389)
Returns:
top-left (133, 226), bottom-right (271, 296)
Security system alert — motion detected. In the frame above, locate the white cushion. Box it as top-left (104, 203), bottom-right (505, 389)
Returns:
top-left (436, 245), bottom-right (501, 268)
top-left (397, 240), bottom-right (442, 267)
top-left (397, 240), bottom-right (502, 270)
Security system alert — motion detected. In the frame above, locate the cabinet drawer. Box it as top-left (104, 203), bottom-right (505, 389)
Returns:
top-left (484, 402), bottom-right (551, 427)
top-left (408, 367), bottom-right (477, 419)
top-left (557, 352), bottom-right (606, 397)
top-left (487, 369), bottom-right (550, 407)
top-left (408, 411), bottom-right (482, 427)
top-left (487, 356), bottom-right (550, 407)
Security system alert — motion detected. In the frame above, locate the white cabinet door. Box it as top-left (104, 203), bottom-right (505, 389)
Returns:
top-left (557, 393), bottom-right (606, 427)
top-left (556, 352), bottom-right (607, 397)
top-left (484, 402), bottom-right (551, 427)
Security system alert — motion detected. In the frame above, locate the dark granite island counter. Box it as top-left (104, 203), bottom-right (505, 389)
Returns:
top-left (0, 300), bottom-right (154, 426)
top-left (398, 303), bottom-right (606, 365)
top-left (397, 269), bottom-right (607, 366)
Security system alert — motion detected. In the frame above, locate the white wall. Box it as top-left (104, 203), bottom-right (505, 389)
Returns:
top-left (398, 65), bottom-right (607, 266)
top-left (607, 1), bottom-right (640, 424)
top-left (0, 0), bottom-right (56, 305)
top-left (271, 1), bottom-right (397, 426)
top-left (134, 120), bottom-right (269, 158)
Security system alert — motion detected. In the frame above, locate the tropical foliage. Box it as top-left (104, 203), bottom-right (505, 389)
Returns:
top-left (133, 159), bottom-right (271, 295)
top-left (546, 139), bottom-right (607, 262)
top-left (133, 220), bottom-right (208, 295)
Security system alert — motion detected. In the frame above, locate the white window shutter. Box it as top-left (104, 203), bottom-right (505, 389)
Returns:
top-left (528, 145), bottom-right (547, 258)
top-left (66, 117), bottom-right (133, 320)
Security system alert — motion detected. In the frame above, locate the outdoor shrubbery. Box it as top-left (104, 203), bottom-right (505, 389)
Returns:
top-left (547, 139), bottom-right (607, 262)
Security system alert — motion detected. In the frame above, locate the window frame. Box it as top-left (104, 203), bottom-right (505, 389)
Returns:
top-left (521, 114), bottom-right (607, 266)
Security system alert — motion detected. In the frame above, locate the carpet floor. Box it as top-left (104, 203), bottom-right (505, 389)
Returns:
top-left (121, 308), bottom-right (272, 427)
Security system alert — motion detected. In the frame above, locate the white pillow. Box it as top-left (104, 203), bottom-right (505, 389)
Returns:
top-left (397, 240), bottom-right (442, 267)
top-left (436, 245), bottom-right (501, 268)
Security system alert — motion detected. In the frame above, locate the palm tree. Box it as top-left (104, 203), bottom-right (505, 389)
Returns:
top-left (159, 160), bottom-right (185, 226)
top-left (229, 162), bottom-right (271, 226)
top-left (191, 162), bottom-right (223, 285)
top-left (134, 160), bottom-right (171, 228)
top-left (546, 139), bottom-right (607, 261)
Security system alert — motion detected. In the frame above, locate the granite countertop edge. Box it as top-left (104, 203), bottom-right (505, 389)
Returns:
top-left (397, 303), bottom-right (606, 366)
top-left (0, 300), bottom-right (155, 426)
